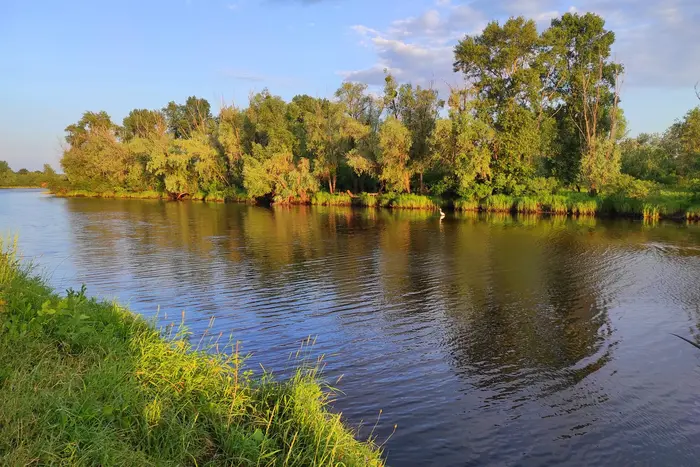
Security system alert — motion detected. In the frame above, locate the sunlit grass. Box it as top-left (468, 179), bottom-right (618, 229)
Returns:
top-left (454, 198), bottom-right (479, 211)
top-left (480, 194), bottom-right (515, 212)
top-left (0, 245), bottom-right (385, 466)
top-left (311, 191), bottom-right (354, 206)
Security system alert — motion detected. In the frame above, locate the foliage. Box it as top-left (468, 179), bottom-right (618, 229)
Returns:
top-left (0, 162), bottom-right (64, 188)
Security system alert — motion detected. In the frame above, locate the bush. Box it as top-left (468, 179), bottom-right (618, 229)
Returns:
top-left (608, 174), bottom-right (657, 199)
top-left (525, 177), bottom-right (559, 196)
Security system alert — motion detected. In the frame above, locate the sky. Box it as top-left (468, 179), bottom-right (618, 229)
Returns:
top-left (1, 0), bottom-right (699, 171)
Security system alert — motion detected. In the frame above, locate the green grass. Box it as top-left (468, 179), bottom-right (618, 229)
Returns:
top-left (538, 195), bottom-right (568, 214)
top-left (352, 193), bottom-right (379, 208)
top-left (387, 194), bottom-right (438, 210)
top-left (311, 192), bottom-right (353, 206)
top-left (480, 194), bottom-right (516, 212)
top-left (0, 240), bottom-right (385, 466)
top-left (515, 197), bottom-right (540, 213)
top-left (55, 189), bottom-right (164, 200)
top-left (454, 198), bottom-right (479, 211)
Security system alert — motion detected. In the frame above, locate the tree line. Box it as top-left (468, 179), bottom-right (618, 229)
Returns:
top-left (0, 162), bottom-right (62, 188)
top-left (57, 12), bottom-right (700, 203)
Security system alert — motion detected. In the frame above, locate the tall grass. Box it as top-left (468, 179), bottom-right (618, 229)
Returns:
top-left (515, 197), bottom-right (540, 213)
top-left (352, 193), bottom-right (379, 207)
top-left (388, 194), bottom-right (438, 210)
top-left (454, 198), bottom-right (479, 211)
top-left (0, 245), bottom-right (385, 466)
top-left (686, 204), bottom-right (700, 221)
top-left (311, 191), bottom-right (353, 206)
top-left (480, 194), bottom-right (516, 212)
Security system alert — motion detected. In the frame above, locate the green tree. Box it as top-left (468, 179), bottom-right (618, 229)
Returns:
top-left (378, 117), bottom-right (412, 192)
top-left (162, 97), bottom-right (212, 139)
top-left (304, 99), bottom-right (368, 193)
top-left (0, 161), bottom-right (16, 186)
top-left (544, 12), bottom-right (623, 191)
top-left (679, 107), bottom-right (700, 178)
top-left (216, 104), bottom-right (246, 185)
top-left (61, 111), bottom-right (132, 191)
top-left (430, 88), bottom-right (494, 198)
top-left (453, 17), bottom-right (546, 193)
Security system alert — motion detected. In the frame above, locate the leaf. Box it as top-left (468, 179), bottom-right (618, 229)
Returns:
top-left (250, 428), bottom-right (264, 443)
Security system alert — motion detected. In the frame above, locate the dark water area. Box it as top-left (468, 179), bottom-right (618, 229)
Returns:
top-left (3, 189), bottom-right (700, 466)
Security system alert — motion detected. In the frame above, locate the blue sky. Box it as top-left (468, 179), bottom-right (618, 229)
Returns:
top-left (1, 0), bottom-right (699, 170)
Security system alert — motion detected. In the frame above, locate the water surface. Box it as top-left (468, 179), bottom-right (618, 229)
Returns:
top-left (3, 189), bottom-right (700, 466)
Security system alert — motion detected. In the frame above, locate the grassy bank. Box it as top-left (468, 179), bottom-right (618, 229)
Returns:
top-left (49, 188), bottom-right (700, 220)
top-left (452, 191), bottom-right (700, 220)
top-left (0, 239), bottom-right (384, 466)
top-left (52, 188), bottom-right (248, 203)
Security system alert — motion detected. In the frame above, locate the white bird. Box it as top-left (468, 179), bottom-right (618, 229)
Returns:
top-left (439, 208), bottom-right (446, 220)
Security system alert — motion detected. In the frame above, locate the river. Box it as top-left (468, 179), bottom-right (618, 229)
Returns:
top-left (2, 188), bottom-right (700, 465)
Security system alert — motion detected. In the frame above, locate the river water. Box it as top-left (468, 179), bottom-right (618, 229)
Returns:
top-left (3, 189), bottom-right (700, 465)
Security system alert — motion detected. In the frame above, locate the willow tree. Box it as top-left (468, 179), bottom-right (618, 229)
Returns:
top-left (61, 111), bottom-right (131, 191)
top-left (305, 99), bottom-right (368, 193)
top-left (378, 117), bottom-right (412, 192)
top-left (217, 104), bottom-right (246, 184)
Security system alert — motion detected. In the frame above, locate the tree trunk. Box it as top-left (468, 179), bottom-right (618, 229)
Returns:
top-left (328, 175), bottom-right (334, 194)
top-left (419, 172), bottom-right (424, 194)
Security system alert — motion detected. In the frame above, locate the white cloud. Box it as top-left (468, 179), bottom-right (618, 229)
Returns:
top-left (342, 0), bottom-right (700, 94)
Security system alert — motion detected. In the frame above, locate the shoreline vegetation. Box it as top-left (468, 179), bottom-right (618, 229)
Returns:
top-left (50, 188), bottom-right (700, 221)
top-left (0, 239), bottom-right (385, 465)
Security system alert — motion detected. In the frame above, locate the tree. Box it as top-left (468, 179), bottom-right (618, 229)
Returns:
top-left (394, 81), bottom-right (443, 193)
top-left (122, 109), bottom-right (165, 141)
top-left (304, 99), bottom-right (368, 193)
top-left (378, 117), bottom-right (412, 192)
top-left (430, 88), bottom-right (494, 198)
top-left (545, 12), bottom-right (623, 191)
top-left (0, 161), bottom-right (16, 186)
top-left (162, 97), bottom-right (212, 139)
top-left (61, 111), bottom-right (132, 190)
top-left (453, 17), bottom-right (546, 193)
top-left (216, 104), bottom-right (246, 185)
top-left (678, 107), bottom-right (700, 178)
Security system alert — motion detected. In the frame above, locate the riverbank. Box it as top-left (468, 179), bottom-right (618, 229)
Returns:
top-left (52, 188), bottom-right (700, 221)
top-left (0, 239), bottom-right (384, 466)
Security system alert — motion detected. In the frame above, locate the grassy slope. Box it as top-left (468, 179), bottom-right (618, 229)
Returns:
top-left (0, 240), bottom-right (384, 466)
